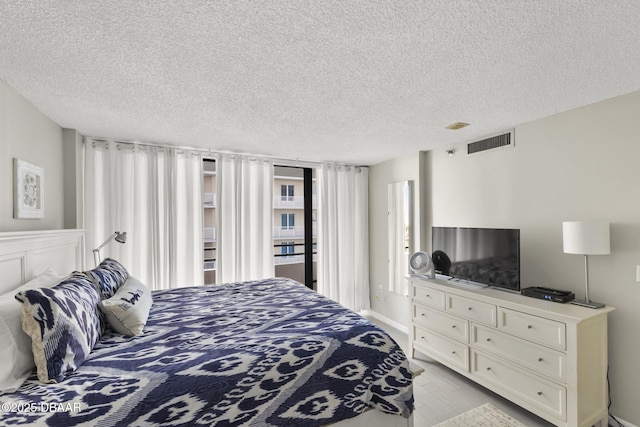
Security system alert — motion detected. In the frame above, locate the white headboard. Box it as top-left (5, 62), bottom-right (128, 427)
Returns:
top-left (0, 229), bottom-right (86, 294)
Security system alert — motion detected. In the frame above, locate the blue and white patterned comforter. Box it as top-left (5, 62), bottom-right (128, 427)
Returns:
top-left (1, 278), bottom-right (413, 426)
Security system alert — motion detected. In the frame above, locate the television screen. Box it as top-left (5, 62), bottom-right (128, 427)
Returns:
top-left (431, 227), bottom-right (520, 291)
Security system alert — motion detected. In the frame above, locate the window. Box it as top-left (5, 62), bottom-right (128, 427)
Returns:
top-left (281, 213), bottom-right (295, 229)
top-left (202, 158), bottom-right (217, 285)
top-left (281, 242), bottom-right (295, 256)
top-left (281, 184), bottom-right (294, 201)
top-left (273, 166), bottom-right (316, 289)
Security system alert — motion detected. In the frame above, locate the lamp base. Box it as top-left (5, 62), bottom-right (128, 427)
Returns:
top-left (570, 299), bottom-right (605, 309)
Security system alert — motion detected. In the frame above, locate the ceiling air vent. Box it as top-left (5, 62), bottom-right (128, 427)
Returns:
top-left (446, 122), bottom-right (469, 130)
top-left (467, 130), bottom-right (514, 155)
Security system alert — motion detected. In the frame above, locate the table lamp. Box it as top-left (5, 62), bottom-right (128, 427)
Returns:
top-left (93, 231), bottom-right (127, 266)
top-left (562, 221), bottom-right (609, 308)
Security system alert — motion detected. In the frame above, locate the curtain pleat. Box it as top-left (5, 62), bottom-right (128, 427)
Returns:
top-left (216, 155), bottom-right (274, 283)
top-left (84, 139), bottom-right (203, 290)
top-left (317, 164), bottom-right (370, 311)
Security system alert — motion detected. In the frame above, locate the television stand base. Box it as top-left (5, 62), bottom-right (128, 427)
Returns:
top-left (448, 278), bottom-right (488, 290)
top-left (570, 298), bottom-right (606, 309)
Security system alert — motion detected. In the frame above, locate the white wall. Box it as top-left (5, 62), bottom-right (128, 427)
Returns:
top-left (0, 80), bottom-right (65, 231)
top-left (62, 128), bottom-right (84, 229)
top-left (371, 90), bottom-right (640, 424)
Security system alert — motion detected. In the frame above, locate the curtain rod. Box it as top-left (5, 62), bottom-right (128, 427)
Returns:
top-left (84, 136), bottom-right (366, 169)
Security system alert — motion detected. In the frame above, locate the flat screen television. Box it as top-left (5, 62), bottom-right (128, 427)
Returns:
top-left (431, 227), bottom-right (520, 291)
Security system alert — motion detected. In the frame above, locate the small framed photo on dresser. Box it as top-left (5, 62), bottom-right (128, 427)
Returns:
top-left (13, 158), bottom-right (44, 219)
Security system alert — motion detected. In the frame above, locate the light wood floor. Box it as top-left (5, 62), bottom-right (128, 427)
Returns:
top-left (367, 315), bottom-right (555, 427)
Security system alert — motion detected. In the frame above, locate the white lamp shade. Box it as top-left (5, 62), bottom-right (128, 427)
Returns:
top-left (562, 221), bottom-right (610, 255)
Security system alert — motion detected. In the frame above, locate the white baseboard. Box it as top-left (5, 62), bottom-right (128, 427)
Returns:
top-left (361, 309), bottom-right (409, 334)
top-left (610, 414), bottom-right (637, 427)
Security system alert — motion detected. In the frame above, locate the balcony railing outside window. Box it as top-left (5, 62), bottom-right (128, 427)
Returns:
top-left (273, 225), bottom-right (317, 239)
top-left (204, 193), bottom-right (216, 207)
top-left (273, 196), bottom-right (317, 210)
top-left (274, 254), bottom-right (318, 266)
top-left (204, 228), bottom-right (216, 242)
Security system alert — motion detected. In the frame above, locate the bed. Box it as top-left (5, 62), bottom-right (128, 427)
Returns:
top-left (0, 230), bottom-right (414, 427)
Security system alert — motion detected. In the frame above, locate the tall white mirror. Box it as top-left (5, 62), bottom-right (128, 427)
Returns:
top-left (388, 180), bottom-right (413, 295)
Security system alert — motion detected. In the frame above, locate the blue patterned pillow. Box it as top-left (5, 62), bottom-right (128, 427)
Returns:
top-left (86, 258), bottom-right (129, 300)
top-left (15, 272), bottom-right (105, 383)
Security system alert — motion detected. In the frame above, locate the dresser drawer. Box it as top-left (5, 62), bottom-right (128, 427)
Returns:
top-left (413, 304), bottom-right (468, 342)
top-left (471, 350), bottom-right (566, 420)
top-left (414, 326), bottom-right (469, 371)
top-left (471, 324), bottom-right (566, 382)
top-left (412, 282), bottom-right (446, 309)
top-left (499, 308), bottom-right (566, 350)
top-left (448, 294), bottom-right (497, 326)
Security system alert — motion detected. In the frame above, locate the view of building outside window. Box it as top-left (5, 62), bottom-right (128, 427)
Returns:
top-left (203, 161), bottom-right (316, 287)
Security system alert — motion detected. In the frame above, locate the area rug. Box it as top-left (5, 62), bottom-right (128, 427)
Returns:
top-left (433, 403), bottom-right (528, 427)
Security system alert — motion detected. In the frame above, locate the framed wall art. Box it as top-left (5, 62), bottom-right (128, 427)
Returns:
top-left (13, 158), bottom-right (44, 219)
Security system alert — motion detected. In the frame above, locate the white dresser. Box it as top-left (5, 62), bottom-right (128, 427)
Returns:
top-left (410, 277), bottom-right (614, 427)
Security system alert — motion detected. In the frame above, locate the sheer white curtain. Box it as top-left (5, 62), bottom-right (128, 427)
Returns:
top-left (317, 164), bottom-right (370, 311)
top-left (84, 139), bottom-right (203, 290)
top-left (216, 154), bottom-right (274, 283)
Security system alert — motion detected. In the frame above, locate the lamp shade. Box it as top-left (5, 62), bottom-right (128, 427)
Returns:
top-left (562, 221), bottom-right (610, 255)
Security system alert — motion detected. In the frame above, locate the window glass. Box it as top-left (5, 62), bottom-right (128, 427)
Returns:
top-left (280, 184), bottom-right (294, 201)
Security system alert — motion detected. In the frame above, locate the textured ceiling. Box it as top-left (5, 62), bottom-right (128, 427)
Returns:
top-left (1, 1), bottom-right (640, 165)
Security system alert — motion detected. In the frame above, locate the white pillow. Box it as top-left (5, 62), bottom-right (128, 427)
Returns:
top-left (0, 269), bottom-right (65, 394)
top-left (99, 276), bottom-right (153, 336)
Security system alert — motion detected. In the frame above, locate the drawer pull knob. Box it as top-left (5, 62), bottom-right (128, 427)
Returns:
top-left (426, 294), bottom-right (430, 298)
top-left (527, 325), bottom-right (533, 329)
top-left (467, 307), bottom-right (472, 311)
top-left (485, 338), bottom-right (491, 342)
top-left (421, 336), bottom-right (425, 340)
top-left (538, 357), bottom-right (543, 362)
top-left (537, 391), bottom-right (543, 396)
top-left (451, 351), bottom-right (456, 355)
top-left (421, 313), bottom-right (426, 317)
top-left (451, 325), bottom-right (456, 329)
top-left (486, 367), bottom-right (491, 371)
